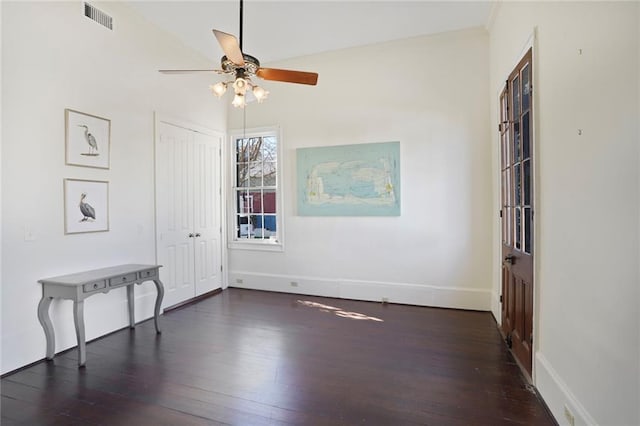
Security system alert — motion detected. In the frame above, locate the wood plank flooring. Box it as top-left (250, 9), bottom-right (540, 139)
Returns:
top-left (1, 289), bottom-right (556, 425)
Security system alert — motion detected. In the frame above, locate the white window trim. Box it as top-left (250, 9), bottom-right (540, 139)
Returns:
top-left (227, 125), bottom-right (284, 252)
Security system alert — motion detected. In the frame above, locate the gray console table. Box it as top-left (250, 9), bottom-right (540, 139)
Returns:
top-left (37, 264), bottom-right (164, 367)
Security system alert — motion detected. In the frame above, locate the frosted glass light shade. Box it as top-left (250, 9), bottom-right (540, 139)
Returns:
top-left (210, 82), bottom-right (227, 97)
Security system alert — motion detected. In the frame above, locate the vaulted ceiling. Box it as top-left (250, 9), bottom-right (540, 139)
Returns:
top-left (127, 1), bottom-right (494, 65)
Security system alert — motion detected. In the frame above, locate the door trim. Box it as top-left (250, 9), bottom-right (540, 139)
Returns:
top-left (153, 113), bottom-right (228, 292)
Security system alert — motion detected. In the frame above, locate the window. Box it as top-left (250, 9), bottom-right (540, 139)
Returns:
top-left (228, 127), bottom-right (283, 251)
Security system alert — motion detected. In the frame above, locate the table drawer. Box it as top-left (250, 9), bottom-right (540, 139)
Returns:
top-left (138, 269), bottom-right (157, 280)
top-left (109, 272), bottom-right (138, 287)
top-left (83, 280), bottom-right (106, 293)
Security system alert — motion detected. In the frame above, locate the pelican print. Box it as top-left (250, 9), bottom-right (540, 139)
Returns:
top-left (78, 124), bottom-right (98, 155)
top-left (79, 192), bottom-right (96, 222)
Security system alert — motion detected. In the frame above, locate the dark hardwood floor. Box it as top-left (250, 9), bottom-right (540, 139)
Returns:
top-left (1, 289), bottom-right (556, 425)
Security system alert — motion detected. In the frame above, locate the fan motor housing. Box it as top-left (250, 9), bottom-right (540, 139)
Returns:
top-left (221, 54), bottom-right (260, 75)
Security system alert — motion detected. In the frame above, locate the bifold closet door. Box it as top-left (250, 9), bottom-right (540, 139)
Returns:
top-left (156, 121), bottom-right (222, 309)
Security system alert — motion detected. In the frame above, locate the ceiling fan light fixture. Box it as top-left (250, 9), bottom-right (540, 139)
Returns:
top-left (210, 82), bottom-right (227, 97)
top-left (252, 85), bottom-right (269, 103)
top-left (232, 93), bottom-right (246, 108)
top-left (233, 77), bottom-right (248, 94)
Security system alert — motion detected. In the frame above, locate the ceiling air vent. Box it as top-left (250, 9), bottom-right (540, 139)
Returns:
top-left (84, 3), bottom-right (112, 30)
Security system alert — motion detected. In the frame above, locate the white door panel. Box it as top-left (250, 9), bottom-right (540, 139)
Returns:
top-left (193, 132), bottom-right (222, 295)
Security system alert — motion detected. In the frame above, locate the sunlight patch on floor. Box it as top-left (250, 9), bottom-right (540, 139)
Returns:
top-left (297, 300), bottom-right (384, 322)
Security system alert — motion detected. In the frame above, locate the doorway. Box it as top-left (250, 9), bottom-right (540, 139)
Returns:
top-left (155, 118), bottom-right (223, 309)
top-left (499, 48), bottom-right (534, 377)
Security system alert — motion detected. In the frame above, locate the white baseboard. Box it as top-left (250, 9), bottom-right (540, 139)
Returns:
top-left (228, 270), bottom-right (491, 311)
top-left (536, 352), bottom-right (597, 426)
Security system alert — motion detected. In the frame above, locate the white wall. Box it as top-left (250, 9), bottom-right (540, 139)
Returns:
top-left (228, 28), bottom-right (493, 310)
top-left (1, 1), bottom-right (226, 374)
top-left (489, 2), bottom-right (639, 425)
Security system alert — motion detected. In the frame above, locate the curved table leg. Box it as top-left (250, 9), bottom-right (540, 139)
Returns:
top-left (73, 300), bottom-right (86, 367)
top-left (127, 284), bottom-right (135, 329)
top-left (37, 296), bottom-right (55, 360)
top-left (152, 279), bottom-right (164, 334)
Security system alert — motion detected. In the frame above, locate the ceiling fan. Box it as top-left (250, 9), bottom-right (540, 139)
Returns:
top-left (159, 0), bottom-right (319, 108)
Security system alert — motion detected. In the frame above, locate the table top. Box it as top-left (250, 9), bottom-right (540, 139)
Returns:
top-left (39, 264), bottom-right (161, 286)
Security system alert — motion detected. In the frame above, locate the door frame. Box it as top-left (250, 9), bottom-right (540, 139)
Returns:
top-left (495, 31), bottom-right (540, 383)
top-left (153, 113), bottom-right (228, 293)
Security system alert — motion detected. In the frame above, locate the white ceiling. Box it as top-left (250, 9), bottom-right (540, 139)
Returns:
top-left (127, 1), bottom-right (494, 66)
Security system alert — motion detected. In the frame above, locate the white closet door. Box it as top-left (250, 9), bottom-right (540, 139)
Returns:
top-left (156, 120), bottom-right (223, 309)
top-left (156, 122), bottom-right (195, 307)
top-left (193, 132), bottom-right (222, 295)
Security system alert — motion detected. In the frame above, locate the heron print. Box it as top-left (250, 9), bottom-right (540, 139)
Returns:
top-left (65, 109), bottom-right (110, 169)
top-left (78, 124), bottom-right (99, 156)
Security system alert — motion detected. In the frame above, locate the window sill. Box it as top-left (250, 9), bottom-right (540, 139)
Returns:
top-left (228, 240), bottom-right (284, 252)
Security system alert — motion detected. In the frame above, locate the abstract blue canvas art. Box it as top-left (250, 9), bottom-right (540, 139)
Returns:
top-left (296, 141), bottom-right (401, 216)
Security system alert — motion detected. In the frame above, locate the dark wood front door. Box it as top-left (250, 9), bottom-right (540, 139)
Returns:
top-left (499, 49), bottom-right (534, 377)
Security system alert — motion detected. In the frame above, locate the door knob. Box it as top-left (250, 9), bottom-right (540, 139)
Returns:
top-left (188, 233), bottom-right (194, 238)
top-left (195, 233), bottom-right (201, 237)
top-left (503, 255), bottom-right (516, 265)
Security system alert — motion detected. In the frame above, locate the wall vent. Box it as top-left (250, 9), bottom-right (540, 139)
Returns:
top-left (84, 3), bottom-right (113, 30)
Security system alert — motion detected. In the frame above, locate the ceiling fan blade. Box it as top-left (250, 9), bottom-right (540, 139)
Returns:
top-left (212, 29), bottom-right (245, 66)
top-left (159, 69), bottom-right (225, 74)
top-left (256, 68), bottom-right (318, 85)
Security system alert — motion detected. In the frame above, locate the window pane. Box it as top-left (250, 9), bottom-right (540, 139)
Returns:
top-left (236, 163), bottom-right (249, 187)
top-left (524, 207), bottom-right (533, 254)
top-left (522, 111), bottom-right (530, 160)
top-left (513, 121), bottom-right (520, 163)
top-left (236, 215), bottom-right (248, 238)
top-left (236, 190), bottom-right (253, 214)
top-left (523, 160), bottom-right (531, 206)
top-left (236, 138), bottom-right (248, 162)
top-left (515, 207), bottom-right (521, 250)
top-left (263, 215), bottom-right (277, 232)
top-left (263, 189), bottom-right (276, 213)
top-left (248, 162), bottom-right (263, 187)
top-left (249, 190), bottom-right (263, 214)
top-left (514, 163), bottom-right (521, 206)
top-left (522, 64), bottom-right (530, 111)
top-left (262, 136), bottom-right (277, 162)
top-left (503, 128), bottom-right (511, 167)
top-left (263, 162), bottom-right (277, 186)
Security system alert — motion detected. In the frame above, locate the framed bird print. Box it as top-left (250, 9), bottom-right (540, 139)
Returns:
top-left (65, 109), bottom-right (111, 169)
top-left (64, 179), bottom-right (109, 234)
